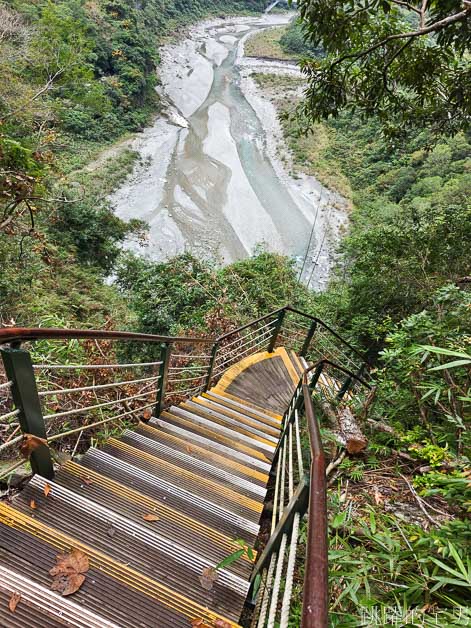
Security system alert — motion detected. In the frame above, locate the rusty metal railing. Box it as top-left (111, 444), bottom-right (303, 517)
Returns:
top-left (250, 360), bottom-right (371, 628)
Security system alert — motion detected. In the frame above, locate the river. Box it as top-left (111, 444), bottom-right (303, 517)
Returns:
top-left (109, 11), bottom-right (347, 290)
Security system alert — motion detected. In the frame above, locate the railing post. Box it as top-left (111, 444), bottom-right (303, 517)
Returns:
top-left (204, 341), bottom-right (219, 392)
top-left (0, 347), bottom-right (54, 479)
top-left (155, 342), bottom-right (171, 416)
top-left (267, 309), bottom-right (286, 353)
top-left (309, 362), bottom-right (324, 392)
top-left (336, 375), bottom-right (352, 401)
top-left (301, 320), bottom-right (317, 357)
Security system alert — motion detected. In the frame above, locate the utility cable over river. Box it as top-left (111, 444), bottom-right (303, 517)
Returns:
top-left (109, 10), bottom-right (348, 291)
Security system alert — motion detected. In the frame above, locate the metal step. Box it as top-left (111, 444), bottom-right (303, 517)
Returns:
top-left (135, 422), bottom-right (269, 486)
top-left (120, 429), bottom-right (267, 499)
top-left (0, 504), bottom-right (241, 627)
top-left (12, 477), bottom-right (248, 621)
top-left (191, 396), bottom-right (281, 437)
top-left (202, 391), bottom-right (282, 426)
top-left (54, 461), bottom-right (254, 580)
top-left (101, 438), bottom-right (264, 522)
top-left (80, 448), bottom-right (260, 541)
top-left (0, 564), bottom-right (120, 627)
top-left (149, 415), bottom-right (271, 473)
top-left (182, 399), bottom-right (279, 444)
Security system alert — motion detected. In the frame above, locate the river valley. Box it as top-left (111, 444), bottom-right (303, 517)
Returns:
top-left (110, 11), bottom-right (348, 290)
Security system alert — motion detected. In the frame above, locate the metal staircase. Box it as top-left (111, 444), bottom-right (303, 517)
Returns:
top-left (0, 308), bottom-right (371, 627)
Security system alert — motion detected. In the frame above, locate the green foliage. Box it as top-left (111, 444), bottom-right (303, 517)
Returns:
top-left (297, 0), bottom-right (471, 137)
top-left (279, 19), bottom-right (323, 57)
top-left (0, 0), bottom-right (266, 328)
top-left (315, 120), bottom-right (471, 342)
top-left (367, 285), bottom-right (470, 454)
top-left (115, 250), bottom-right (313, 336)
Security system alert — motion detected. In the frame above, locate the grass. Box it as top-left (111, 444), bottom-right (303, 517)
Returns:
top-left (244, 25), bottom-right (297, 61)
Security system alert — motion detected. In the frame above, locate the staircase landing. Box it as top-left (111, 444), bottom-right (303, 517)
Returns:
top-left (0, 349), bottom-right (304, 627)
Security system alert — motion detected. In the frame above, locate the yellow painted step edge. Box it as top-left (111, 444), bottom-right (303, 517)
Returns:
top-left (64, 460), bottom-right (257, 564)
top-left (180, 401), bottom-right (277, 449)
top-left (108, 438), bottom-right (263, 514)
top-left (196, 395), bottom-right (281, 434)
top-left (161, 410), bottom-right (273, 465)
top-left (139, 423), bottom-right (269, 484)
top-left (0, 503), bottom-right (241, 627)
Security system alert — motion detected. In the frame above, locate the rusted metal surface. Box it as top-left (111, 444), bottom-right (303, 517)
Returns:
top-left (299, 361), bottom-right (371, 627)
top-left (0, 327), bottom-right (214, 345)
top-left (302, 380), bottom-right (328, 628)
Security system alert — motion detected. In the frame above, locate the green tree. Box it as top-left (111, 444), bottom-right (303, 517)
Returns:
top-left (297, 0), bottom-right (471, 136)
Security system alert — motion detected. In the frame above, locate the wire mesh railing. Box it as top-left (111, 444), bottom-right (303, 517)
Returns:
top-left (249, 360), bottom-right (372, 628)
top-left (0, 309), bottom-right (371, 486)
top-left (0, 329), bottom-right (213, 480)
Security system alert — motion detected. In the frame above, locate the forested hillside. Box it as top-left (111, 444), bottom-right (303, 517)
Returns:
top-left (0, 0), bottom-right (264, 327)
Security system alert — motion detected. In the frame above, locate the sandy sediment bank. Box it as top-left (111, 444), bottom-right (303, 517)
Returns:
top-left (109, 12), bottom-right (349, 289)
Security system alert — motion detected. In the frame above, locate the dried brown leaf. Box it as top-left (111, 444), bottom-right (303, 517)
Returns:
top-left (50, 573), bottom-right (86, 596)
top-left (142, 409), bottom-right (152, 421)
top-left (29, 499), bottom-right (37, 510)
top-left (49, 549), bottom-right (88, 597)
top-left (43, 483), bottom-right (51, 497)
top-left (214, 621), bottom-right (231, 628)
top-left (82, 476), bottom-right (93, 486)
top-left (186, 445), bottom-right (193, 454)
top-left (373, 487), bottom-right (383, 505)
top-left (8, 592), bottom-right (21, 613)
top-left (143, 513), bottom-right (160, 522)
top-left (19, 434), bottom-right (47, 458)
top-left (199, 566), bottom-right (218, 591)
top-left (49, 549), bottom-right (89, 577)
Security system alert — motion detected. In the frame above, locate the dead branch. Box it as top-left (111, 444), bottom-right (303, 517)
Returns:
top-left (400, 473), bottom-right (438, 526)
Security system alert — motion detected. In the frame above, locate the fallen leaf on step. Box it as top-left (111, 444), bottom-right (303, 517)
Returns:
top-left (214, 621), bottom-right (231, 628)
top-left (43, 483), bottom-right (51, 497)
top-left (143, 513), bottom-right (160, 522)
top-left (190, 619), bottom-right (212, 628)
top-left (50, 572), bottom-right (86, 596)
top-left (142, 409), bottom-right (152, 421)
top-left (186, 445), bottom-right (193, 454)
top-left (82, 476), bottom-right (93, 485)
top-left (29, 499), bottom-right (37, 509)
top-left (8, 592), bottom-right (21, 613)
top-left (107, 525), bottom-right (116, 538)
top-left (19, 434), bottom-right (47, 458)
top-left (199, 566), bottom-right (218, 591)
top-left (49, 548), bottom-right (89, 596)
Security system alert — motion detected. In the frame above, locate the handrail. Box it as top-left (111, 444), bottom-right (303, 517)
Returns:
top-left (0, 327), bottom-right (215, 345)
top-left (215, 308), bottom-right (282, 342)
top-left (285, 306), bottom-right (370, 365)
top-left (302, 378), bottom-right (328, 627)
top-left (306, 358), bottom-right (372, 390)
top-left (299, 361), bottom-right (371, 626)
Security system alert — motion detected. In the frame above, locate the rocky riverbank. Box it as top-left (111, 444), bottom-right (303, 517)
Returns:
top-left (109, 11), bottom-right (349, 290)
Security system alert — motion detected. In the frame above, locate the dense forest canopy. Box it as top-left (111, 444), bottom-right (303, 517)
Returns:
top-left (297, 0), bottom-right (471, 137)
